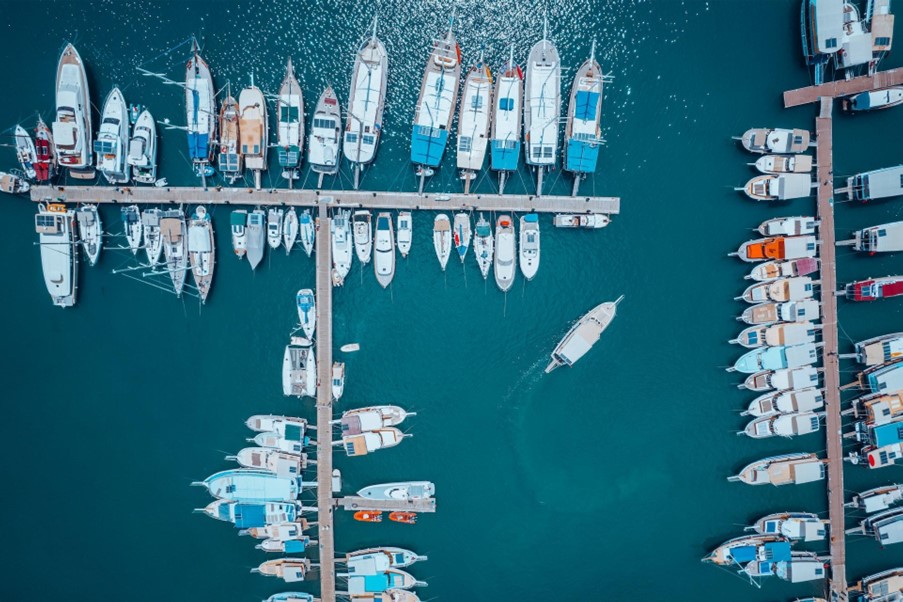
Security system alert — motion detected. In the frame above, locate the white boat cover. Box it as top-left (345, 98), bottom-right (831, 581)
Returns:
top-left (188, 225), bottom-right (211, 252)
top-left (778, 558), bottom-right (826, 582)
top-left (781, 519), bottom-right (825, 542)
top-left (813, 0), bottom-right (844, 54)
top-left (771, 174), bottom-right (812, 200)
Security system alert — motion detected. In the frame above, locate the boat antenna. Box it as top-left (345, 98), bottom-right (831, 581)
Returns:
top-left (371, 15), bottom-right (378, 43)
top-left (251, 72), bottom-right (255, 88)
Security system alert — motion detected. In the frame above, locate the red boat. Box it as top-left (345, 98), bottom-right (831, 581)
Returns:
top-left (388, 511), bottom-right (418, 525)
top-left (34, 118), bottom-right (57, 182)
top-left (846, 276), bottom-right (903, 301)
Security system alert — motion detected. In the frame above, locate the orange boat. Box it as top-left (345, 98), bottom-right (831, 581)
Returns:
top-left (354, 511), bottom-right (383, 523)
top-left (388, 512), bottom-right (418, 525)
top-left (732, 236), bottom-right (817, 264)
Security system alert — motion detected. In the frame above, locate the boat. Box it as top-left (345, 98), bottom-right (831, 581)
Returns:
top-left (801, 0), bottom-right (844, 85)
top-left (255, 534), bottom-right (312, 553)
top-left (731, 343), bottom-right (821, 373)
top-left (846, 276), bottom-right (903, 301)
top-left (231, 210), bottom-right (248, 259)
top-left (856, 442), bottom-right (903, 469)
top-left (252, 558), bottom-right (311, 583)
top-left (277, 57), bottom-right (304, 181)
top-left (283, 337), bottom-right (317, 398)
top-left (473, 213), bottom-right (493, 279)
top-left (410, 15), bottom-right (461, 193)
top-left (188, 205), bottom-right (215, 303)
top-left (730, 322), bottom-right (818, 349)
top-left (552, 213), bottom-right (610, 228)
top-left (53, 43), bottom-right (93, 178)
top-left (741, 550), bottom-right (825, 582)
top-left (340, 428), bottom-right (407, 457)
top-left (346, 549), bottom-right (427, 574)
top-left (855, 333), bottom-right (903, 365)
top-left (833, 2), bottom-right (873, 75)
top-left (217, 87), bottom-right (242, 183)
top-left (848, 568), bottom-right (903, 601)
top-left (456, 51), bottom-right (493, 192)
top-left (388, 512), bottom-right (418, 525)
top-left (853, 221), bottom-right (903, 253)
top-left (339, 406), bottom-right (414, 435)
top-left (758, 216), bottom-right (817, 236)
top-left (264, 593), bottom-right (314, 602)
top-left (332, 362), bottom-right (345, 401)
top-left (0, 171), bottom-right (29, 194)
top-left (847, 508), bottom-right (903, 546)
top-left (121, 205), bottom-right (142, 255)
top-left (246, 414), bottom-right (308, 434)
top-left (746, 257), bottom-right (819, 282)
top-left (731, 236), bottom-right (818, 263)
top-left (76, 204), bottom-right (102, 266)
top-left (849, 391), bottom-right (903, 425)
top-left (753, 154), bottom-right (813, 174)
top-left (194, 469), bottom-right (301, 502)
top-left (35, 203), bottom-right (77, 308)
top-left (845, 86), bottom-right (903, 111)
top-left (229, 448), bottom-right (307, 478)
top-left (159, 209), bottom-right (187, 296)
top-left (856, 360), bottom-right (903, 394)
top-left (308, 86), bottom-right (342, 187)
top-left (247, 209), bottom-right (266, 270)
top-left (374, 212), bottom-right (395, 288)
top-left (519, 214), bottom-right (540, 280)
top-left (742, 411), bottom-right (823, 438)
top-left (396, 212), bottom-right (412, 258)
top-left (341, 343), bottom-right (360, 353)
top-left (344, 18), bottom-right (388, 189)
top-left (127, 108), bottom-right (157, 183)
top-left (252, 431), bottom-right (310, 456)
top-left (357, 482), bottom-right (435, 501)
top-left (332, 209), bottom-right (353, 285)
top-left (347, 568), bottom-right (422, 595)
top-left (239, 82), bottom-right (268, 189)
top-left (299, 210), bottom-right (315, 257)
top-left (33, 118), bottom-right (57, 182)
top-left (198, 499), bottom-right (304, 528)
top-left (728, 453), bottom-right (825, 486)
top-left (545, 297), bottom-right (623, 373)
top-left (295, 289), bottom-right (316, 339)
top-left (563, 40), bottom-right (604, 196)
top-left (433, 214), bottom-right (451, 270)
top-left (743, 173), bottom-right (812, 201)
top-left (846, 484), bottom-right (903, 514)
top-left (741, 366), bottom-right (820, 392)
top-left (524, 17), bottom-right (561, 196)
top-left (747, 512), bottom-right (827, 541)
top-left (702, 534), bottom-right (788, 565)
top-left (351, 590), bottom-right (421, 602)
top-left (740, 300), bottom-right (820, 325)
top-left (494, 215), bottom-right (516, 291)
top-left (353, 210), bottom-right (373, 264)
top-left (141, 208), bottom-right (164, 265)
top-left (847, 165), bottom-right (903, 202)
top-left (354, 511), bottom-right (383, 523)
top-left (739, 128), bottom-right (810, 154)
top-left (453, 212), bottom-right (471, 262)
top-left (185, 40), bottom-right (216, 179)
top-left (268, 208), bottom-right (284, 250)
top-left (490, 45), bottom-right (523, 194)
top-left (94, 88), bottom-right (129, 184)
top-left (283, 208), bottom-right (298, 254)
top-left (739, 276), bottom-right (815, 303)
top-left (246, 521), bottom-right (310, 542)
top-left (14, 125), bottom-right (36, 180)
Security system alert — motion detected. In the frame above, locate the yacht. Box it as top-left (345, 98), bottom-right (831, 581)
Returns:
top-left (743, 173), bottom-right (812, 201)
top-left (231, 210), bottom-right (248, 259)
top-left (347, 569), bottom-right (423, 595)
top-left (731, 236), bottom-right (818, 263)
top-left (33, 117), bottom-right (58, 182)
top-left (247, 209), bottom-right (266, 270)
top-left (545, 296), bottom-right (623, 373)
top-left (283, 208), bottom-right (298, 254)
top-left (846, 165), bottom-right (903, 202)
top-left (747, 257), bottom-right (819, 282)
top-left (728, 453), bottom-right (825, 486)
top-left (340, 428), bottom-right (408, 457)
top-left (433, 214), bottom-right (451, 270)
top-left (277, 57), bottom-right (304, 181)
top-left (490, 45), bottom-right (523, 193)
top-left (519, 214), bottom-right (540, 280)
top-left (345, 548), bottom-right (428, 574)
top-left (267, 208), bottom-right (284, 250)
top-left (121, 205), bottom-right (142, 255)
top-left (160, 209), bottom-right (187, 296)
top-left (194, 468), bottom-right (301, 503)
top-left (188, 205), bottom-right (215, 303)
top-left (740, 300), bottom-right (820, 325)
top-left (239, 82), bottom-right (268, 189)
top-left (524, 17), bottom-right (561, 195)
top-left (217, 87), bottom-right (242, 183)
top-left (848, 568), bottom-right (903, 601)
top-left (563, 40), bottom-right (604, 196)
top-left (740, 550), bottom-right (825, 582)
top-left (229, 448), bottom-right (307, 478)
top-left (741, 366), bottom-right (820, 392)
top-left (332, 209), bottom-right (353, 285)
top-left (453, 212), bottom-right (471, 262)
top-left (473, 213), bottom-right (493, 279)
top-left (747, 512), bottom-right (827, 542)
top-left (339, 406), bottom-right (414, 434)
top-left (397, 211), bottom-right (413, 258)
top-left (845, 484), bottom-right (903, 514)
top-left (14, 125), bottom-right (36, 180)
top-left (739, 128), bottom-right (810, 154)
top-left (252, 558), bottom-right (312, 583)
top-left (199, 499), bottom-right (304, 528)
top-left (853, 221), bottom-right (903, 254)
top-left (757, 216), bottom-right (817, 236)
top-left (296, 289), bottom-right (316, 340)
top-left (309, 86), bottom-right (342, 188)
top-left (127, 108), bottom-right (157, 183)
top-left (374, 212), bottom-right (395, 288)
top-left (742, 411), bottom-right (823, 438)
top-left (753, 154), bottom-right (813, 174)
top-left (141, 208), bottom-right (164, 265)
top-left (730, 322), bottom-right (818, 349)
top-left (846, 508), bottom-right (903, 546)
top-left (299, 210), bottom-right (315, 257)
top-left (456, 51), bottom-right (492, 192)
top-left (731, 343), bottom-right (821, 373)
top-left (246, 414), bottom-right (308, 434)
top-left (739, 276), bottom-right (815, 303)
top-left (353, 210), bottom-right (373, 264)
top-left (846, 276), bottom-right (903, 301)
top-left (94, 88), bottom-right (129, 184)
top-left (849, 391), bottom-right (903, 425)
top-left (254, 533), bottom-right (312, 554)
top-left (185, 40), bottom-right (216, 179)
top-left (553, 213), bottom-right (610, 228)
top-left (76, 204), bottom-right (102, 266)
top-left (35, 203), bottom-right (77, 307)
top-left (855, 333), bottom-right (903, 366)
top-left (53, 43), bottom-right (93, 178)
top-left (282, 337), bottom-right (317, 398)
top-left (357, 481), bottom-right (435, 501)
top-left (252, 430), bottom-right (310, 456)
top-left (332, 362), bottom-right (345, 401)
top-left (845, 87), bottom-right (903, 111)
top-left (494, 215), bottom-right (516, 291)
top-left (703, 534), bottom-right (787, 565)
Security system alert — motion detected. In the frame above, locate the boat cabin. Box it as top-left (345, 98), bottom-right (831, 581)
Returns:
top-left (862, 361), bottom-right (903, 393)
top-left (855, 221), bottom-right (903, 253)
top-left (848, 165), bottom-right (903, 202)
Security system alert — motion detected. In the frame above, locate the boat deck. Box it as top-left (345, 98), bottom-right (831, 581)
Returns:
top-left (336, 496), bottom-right (437, 513)
top-left (784, 67), bottom-right (903, 107)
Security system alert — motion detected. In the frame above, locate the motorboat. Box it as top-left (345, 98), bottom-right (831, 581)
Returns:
top-left (374, 212), bottom-right (395, 288)
top-left (845, 484), bottom-right (903, 514)
top-left (268, 208), bottom-right (284, 250)
top-left (702, 534), bottom-right (787, 565)
top-left (855, 333), bottom-right (903, 366)
top-left (76, 204), bottom-right (103, 266)
top-left (252, 431), bottom-right (310, 456)
top-left (332, 362), bottom-right (345, 401)
top-left (218, 86), bottom-right (242, 183)
top-left (332, 209), bottom-right (353, 285)
top-left (739, 276), bottom-right (815, 303)
top-left (849, 391), bottom-right (903, 426)
top-left (0, 171), bottom-right (30, 194)
top-left (14, 125), bottom-right (36, 180)
top-left (389, 511), bottom-right (418, 524)
top-left (741, 550), bottom-right (825, 583)
top-left (194, 469), bottom-right (301, 502)
top-left (247, 521), bottom-right (310, 543)
top-left (252, 558), bottom-right (312, 583)
top-left (127, 108), bottom-right (157, 184)
top-left (345, 548), bottom-right (428, 573)
top-left (347, 569), bottom-right (423, 595)
top-left (141, 208), bottom-right (164, 265)
top-left (296, 289), bottom-right (316, 339)
top-left (740, 128), bottom-right (810, 154)
top-left (185, 39), bottom-right (216, 179)
top-left (247, 208), bottom-right (266, 270)
top-left (53, 43), bottom-right (93, 178)
top-left (728, 453), bottom-right (825, 486)
top-left (741, 366), bottom-right (820, 392)
top-left (473, 213), bottom-right (493, 279)
top-left (245, 414), bottom-right (308, 434)
top-left (563, 40), bottom-right (604, 195)
top-left (852, 221), bottom-right (903, 254)
top-left (397, 211), bottom-right (412, 258)
top-left (239, 81), bottom-right (268, 189)
top-left (846, 508), bottom-right (903, 546)
top-left (299, 210), bottom-right (315, 257)
top-left (35, 203), bottom-right (77, 307)
top-left (283, 208), bottom-right (299, 254)
top-left (743, 173), bottom-right (812, 201)
top-left (33, 117), bottom-right (58, 182)
top-left (282, 337), bottom-right (317, 398)
top-left (456, 51), bottom-right (492, 191)
top-left (742, 411), bottom-right (823, 438)
top-left (94, 87), bottom-right (129, 184)
top-left (731, 343), bottom-right (820, 373)
top-left (746, 512), bottom-right (827, 542)
top-left (160, 209), bottom-right (187, 296)
top-left (453, 212), bottom-right (471, 262)
top-left (121, 205), bottom-right (143, 255)
top-left (731, 236), bottom-right (817, 263)
top-left (340, 428), bottom-right (408, 457)
top-left (740, 300), bottom-right (820, 325)
top-left (519, 214), bottom-right (540, 280)
top-left (357, 481), bottom-right (435, 501)
top-left (277, 57), bottom-right (304, 180)
top-left (856, 360), bottom-right (903, 394)
top-left (433, 214), bottom-right (451, 270)
top-left (490, 45), bottom-right (523, 193)
top-left (339, 406), bottom-right (414, 435)
top-left (231, 210), bottom-right (248, 259)
top-left (494, 215), bottom-right (516, 291)
top-left (545, 296), bottom-right (623, 373)
top-left (730, 322), bottom-right (818, 349)
top-left (308, 86), bottom-right (342, 187)
top-left (757, 216), bottom-right (817, 236)
top-left (848, 568), bottom-right (903, 601)
top-left (846, 276), bottom-right (903, 301)
top-left (553, 213), bottom-right (610, 228)
top-left (524, 16), bottom-right (561, 195)
top-left (188, 205), bottom-right (215, 303)
top-left (845, 87), bottom-right (903, 111)
top-left (228, 447), bottom-right (307, 478)
top-left (746, 258), bottom-right (819, 282)
top-left (753, 154), bottom-right (813, 174)
top-left (353, 210), bottom-right (373, 264)
top-left (846, 165), bottom-right (903, 202)
top-left (198, 499), bottom-right (303, 528)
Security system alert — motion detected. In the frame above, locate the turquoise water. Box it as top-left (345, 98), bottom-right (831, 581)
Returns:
top-left (4, 0), bottom-right (903, 600)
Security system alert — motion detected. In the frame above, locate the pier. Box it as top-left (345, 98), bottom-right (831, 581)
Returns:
top-left (783, 67), bottom-right (903, 107)
top-left (336, 497), bottom-right (437, 513)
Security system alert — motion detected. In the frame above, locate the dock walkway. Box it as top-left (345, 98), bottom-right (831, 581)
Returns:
top-left (784, 67), bottom-right (903, 107)
top-left (336, 497), bottom-right (437, 513)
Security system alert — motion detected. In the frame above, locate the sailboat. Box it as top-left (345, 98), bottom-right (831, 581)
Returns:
top-left (473, 213), bottom-right (493, 279)
top-left (53, 43), bottom-right (94, 179)
top-left (33, 117), bottom-right (58, 182)
top-left (95, 88), bottom-right (129, 184)
top-left (188, 205), bottom-right (215, 303)
top-left (277, 58), bottom-right (304, 182)
top-left (453, 212), bottom-right (471, 262)
top-left (519, 214), bottom-right (540, 280)
top-left (217, 86), bottom-right (242, 184)
top-left (160, 209), bottom-right (188, 296)
top-left (433, 214), bottom-right (451, 270)
top-left (353, 210), bottom-right (373, 264)
top-left (127, 108), bottom-right (157, 183)
top-left (299, 210), bottom-right (315, 257)
top-left (283, 208), bottom-right (299, 253)
top-left (490, 45), bottom-right (523, 194)
top-left (456, 51), bottom-right (493, 193)
top-left (410, 14), bottom-right (461, 193)
top-left (121, 205), bottom-right (143, 255)
top-left (494, 215), bottom-right (516, 291)
top-left (35, 203), bottom-right (78, 308)
top-left (564, 41), bottom-right (603, 196)
top-left (14, 125), bottom-right (36, 180)
top-left (185, 39), bottom-right (216, 180)
top-left (308, 86), bottom-right (342, 188)
top-left (374, 211), bottom-right (395, 288)
top-left (239, 79), bottom-right (268, 189)
top-left (524, 17), bottom-right (561, 196)
top-left (76, 204), bottom-right (103, 266)
top-left (344, 17), bottom-right (388, 189)
top-left (397, 211), bottom-right (412, 257)
top-left (142, 208), bottom-right (164, 265)
top-left (296, 288), bottom-right (316, 340)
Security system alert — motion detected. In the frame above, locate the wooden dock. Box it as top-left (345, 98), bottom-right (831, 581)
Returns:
top-left (336, 497), bottom-right (437, 513)
top-left (29, 185), bottom-right (620, 215)
top-left (784, 67), bottom-right (903, 107)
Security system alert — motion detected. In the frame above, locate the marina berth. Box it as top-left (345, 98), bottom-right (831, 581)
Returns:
top-left (14, 125), bottom-right (36, 180)
top-left (742, 411), bottom-right (823, 438)
top-left (199, 499), bottom-right (304, 528)
top-left (252, 558), bottom-right (312, 583)
top-left (739, 128), bottom-right (811, 154)
top-left (519, 214), bottom-right (540, 280)
top-left (702, 534), bottom-right (788, 565)
top-left (494, 215), bottom-right (516, 291)
top-left (847, 165), bottom-right (903, 202)
top-left (433, 214), bottom-right (451, 271)
top-left (229, 447), bottom-right (307, 477)
top-left (846, 275), bottom-right (903, 301)
top-left (33, 117), bottom-right (58, 182)
top-left (553, 213), bottom-right (610, 228)
top-left (848, 568), bottom-right (903, 601)
top-left (472, 214), bottom-right (493, 279)
top-left (742, 366), bottom-right (820, 392)
top-left (160, 209), bottom-right (187, 295)
top-left (277, 58), bottom-right (304, 181)
top-left (344, 19), bottom-right (388, 189)
top-left (731, 235), bottom-right (818, 263)
top-left (35, 203), bottom-right (77, 307)
top-left (739, 276), bottom-right (815, 303)
top-left (187, 205), bottom-right (215, 303)
top-left (747, 512), bottom-right (827, 542)
top-left (845, 484), bottom-right (903, 514)
top-left (331, 209), bottom-right (353, 285)
top-left (728, 452), bottom-right (826, 486)
top-left (218, 87), bottom-right (242, 183)
top-left (396, 212), bottom-right (412, 257)
top-left (524, 17), bottom-right (561, 196)
top-left (332, 362), bottom-right (345, 401)
top-left (308, 86), bottom-right (342, 187)
top-left (747, 257), bottom-right (819, 282)
top-left (357, 481), bottom-right (435, 501)
top-left (231, 210), bottom-right (248, 258)
top-left (731, 322), bottom-right (818, 348)
top-left (855, 333), bottom-right (903, 366)
top-left (95, 87), bottom-right (129, 184)
top-left (490, 45), bottom-right (523, 194)
top-left (264, 593), bottom-right (314, 602)
top-left (757, 216), bottom-right (817, 236)
top-left (53, 43), bottom-right (93, 177)
top-left (743, 173), bottom-right (812, 201)
top-left (563, 40), bottom-right (604, 196)
top-left (846, 508), bottom-right (903, 546)
top-left (844, 86), bottom-right (903, 112)
top-left (246, 414), bottom-right (308, 434)
top-left (298, 210), bottom-right (315, 257)
top-left (283, 337), bottom-right (317, 398)
top-left (744, 387), bottom-right (825, 417)
top-left (127, 109), bottom-right (157, 184)
top-left (121, 205), bottom-right (142, 255)
top-left (194, 469), bottom-right (301, 502)
top-left (76, 204), bottom-right (103, 266)
top-left (452, 212), bottom-right (471, 262)
top-left (185, 39), bottom-right (216, 178)
top-left (283, 207), bottom-right (299, 253)
top-left (0, 171), bottom-right (30, 194)
top-left (340, 428), bottom-right (408, 457)
top-left (373, 212), bottom-right (395, 288)
top-left (853, 221), bottom-right (903, 253)
top-left (740, 299), bottom-right (820, 325)
top-left (339, 406), bottom-right (413, 434)
top-left (732, 343), bottom-right (820, 373)
top-left (239, 82), bottom-right (268, 189)
top-left (296, 289), bottom-right (316, 340)
top-left (268, 208), bottom-right (284, 250)
top-left (741, 550), bottom-right (825, 583)
top-left (353, 210), bottom-right (373, 264)
top-left (141, 208), bottom-right (164, 265)
top-left (545, 296), bottom-right (623, 373)
top-left (247, 208), bottom-right (266, 270)
top-left (753, 154), bottom-right (813, 174)
top-left (456, 52), bottom-right (493, 191)
top-left (347, 569), bottom-right (422, 595)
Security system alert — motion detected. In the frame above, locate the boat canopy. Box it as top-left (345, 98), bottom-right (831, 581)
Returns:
top-left (853, 166), bottom-right (903, 200)
top-left (780, 519), bottom-right (825, 541)
top-left (773, 174), bottom-right (812, 199)
top-left (839, 31), bottom-right (873, 68)
top-left (874, 422), bottom-right (903, 447)
top-left (868, 363), bottom-right (903, 393)
top-left (774, 459), bottom-right (824, 484)
top-left (812, 0), bottom-right (844, 54)
top-left (188, 225), bottom-right (211, 252)
top-left (574, 91), bottom-right (600, 121)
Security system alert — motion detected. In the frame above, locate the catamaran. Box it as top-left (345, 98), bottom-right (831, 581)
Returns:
top-left (433, 214), bottom-right (451, 270)
top-left (142, 208), bottom-right (164, 265)
top-left (494, 215), bottom-right (516, 291)
top-left (353, 210), bottom-right (373, 264)
top-left (283, 337), bottom-right (317, 398)
top-left (299, 210), bottom-right (315, 257)
top-left (545, 296), bottom-right (623, 373)
top-left (95, 88), bottom-right (129, 184)
top-left (490, 45), bottom-right (523, 194)
top-left (239, 80), bottom-right (268, 189)
top-left (332, 209), bottom-right (353, 285)
top-left (33, 117), bottom-right (57, 182)
top-left (160, 209), bottom-right (187, 296)
top-left (374, 212), bottom-right (395, 288)
top-left (76, 204), bottom-right (102, 266)
top-left (309, 86), bottom-right (342, 188)
top-left (277, 58), bottom-right (304, 182)
top-left (14, 125), bottom-right (36, 180)
top-left (397, 211), bottom-right (413, 257)
top-left (121, 205), bottom-right (143, 255)
top-left (296, 289), bottom-right (316, 340)
top-left (473, 213), bottom-right (493, 279)
top-left (524, 17), bottom-right (561, 196)
top-left (188, 205), bottom-right (215, 303)
top-left (283, 208), bottom-right (299, 253)
top-left (53, 43), bottom-right (94, 179)
top-left (564, 41), bottom-right (604, 196)
top-left (231, 210), bottom-right (247, 259)
top-left (185, 39), bottom-right (216, 180)
top-left (410, 15), bottom-right (461, 193)
top-left (519, 214), bottom-right (540, 280)
top-left (457, 51), bottom-right (492, 193)
top-left (217, 86), bottom-right (242, 184)
top-left (344, 18), bottom-right (388, 189)
top-left (127, 108), bottom-right (157, 183)
top-left (453, 212), bottom-right (471, 262)
top-left (35, 203), bottom-right (77, 308)
top-left (247, 208), bottom-right (266, 270)
top-left (267, 208), bottom-right (284, 250)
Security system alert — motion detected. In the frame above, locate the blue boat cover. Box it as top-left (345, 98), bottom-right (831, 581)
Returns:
top-left (284, 424), bottom-right (304, 442)
top-left (729, 545), bottom-right (758, 563)
top-left (490, 140), bottom-right (520, 171)
top-left (283, 539), bottom-right (307, 553)
top-left (574, 91), bottom-right (600, 121)
top-left (523, 214), bottom-right (538, 223)
top-left (851, 93), bottom-right (871, 110)
top-left (762, 541), bottom-right (791, 561)
top-left (410, 125), bottom-right (449, 167)
top-left (188, 132), bottom-right (209, 161)
top-left (565, 139), bottom-right (600, 174)
top-left (362, 574), bottom-right (390, 592)
top-left (231, 504), bottom-right (267, 528)
top-left (874, 422), bottom-right (903, 447)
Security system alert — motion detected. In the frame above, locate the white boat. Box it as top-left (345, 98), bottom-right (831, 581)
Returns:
top-left (245, 414), bottom-right (308, 434)
top-left (433, 214), bottom-right (451, 271)
top-left (519, 214), bottom-right (540, 280)
top-left (747, 512), bottom-right (827, 542)
top-left (846, 484), bottom-right (903, 513)
top-left (188, 205), bottom-right (215, 303)
top-left (356, 481), bottom-right (435, 501)
top-left (277, 57), bottom-right (304, 180)
top-left (332, 362), bottom-right (345, 401)
top-left (252, 558), bottom-right (312, 583)
top-left (347, 569), bottom-right (423, 595)
top-left (740, 128), bottom-right (810, 154)
top-left (396, 211), bottom-right (412, 258)
top-left (340, 428), bottom-right (407, 457)
top-left (344, 18), bottom-right (388, 189)
top-left (553, 213), bottom-right (609, 228)
top-left (847, 508), bottom-right (903, 546)
top-left (730, 322), bottom-right (818, 349)
top-left (545, 296), bottom-right (623, 373)
top-left (217, 87), bottom-right (242, 183)
top-left (282, 337), bottom-right (317, 398)
top-left (332, 209), bottom-right (353, 285)
top-left (563, 41), bottom-right (604, 195)
top-left (849, 568), bottom-right (903, 600)
top-left (374, 212), bottom-right (395, 288)
top-left (747, 257), bottom-right (819, 282)
top-left (141, 208), bottom-right (164, 265)
top-left (160, 209), bottom-right (187, 296)
top-left (268, 208), bottom-right (284, 250)
top-left (247, 209), bottom-right (266, 270)
top-left (339, 406), bottom-right (414, 434)
top-left (845, 86), bottom-right (903, 111)
top-left (490, 45), bottom-right (523, 194)
top-left (252, 430), bottom-right (309, 455)
top-left (345, 547), bottom-right (428, 573)
top-left (299, 210), bottom-right (315, 257)
top-left (127, 108), bottom-right (157, 183)
top-left (739, 276), bottom-right (815, 303)
top-left (239, 82), bottom-right (268, 189)
top-left (740, 300), bottom-right (821, 325)
top-left (296, 289), bottom-right (316, 340)
top-left (283, 208), bottom-right (299, 254)
top-left (728, 453), bottom-right (826, 486)
top-left (95, 88), bottom-right (129, 184)
top-left (494, 215), bottom-right (516, 291)
top-left (855, 333), bottom-right (903, 366)
top-left (341, 343), bottom-right (360, 353)
top-left (231, 210), bottom-right (248, 259)
top-left (758, 216), bottom-right (817, 236)
top-left (14, 125), bottom-right (36, 180)
top-left (229, 447), bottom-right (307, 478)
top-left (456, 52), bottom-right (492, 191)
top-left (121, 205), bottom-right (143, 255)
top-left (742, 411), bottom-right (823, 438)
top-left (453, 212), bottom-right (471, 262)
top-left (753, 154), bottom-right (813, 174)
top-left (53, 43), bottom-right (93, 177)
top-left (524, 17), bottom-right (561, 195)
top-left (743, 173), bottom-right (812, 201)
top-left (76, 204), bottom-right (102, 266)
top-left (33, 117), bottom-right (57, 182)
top-left (473, 213), bottom-right (493, 279)
top-left (353, 210), bottom-right (373, 264)
top-left (741, 366), bottom-right (820, 392)
top-left (185, 40), bottom-right (216, 179)
top-left (0, 171), bottom-right (30, 194)
top-left (35, 203), bottom-right (77, 307)
top-left (853, 221), bottom-right (903, 253)
top-left (309, 86), bottom-right (342, 187)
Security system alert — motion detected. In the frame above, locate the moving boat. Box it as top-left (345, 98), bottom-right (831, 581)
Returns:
top-left (853, 221), bottom-right (903, 253)
top-left (553, 213), bottom-right (610, 228)
top-left (743, 173), bottom-right (812, 201)
top-left (739, 276), bottom-right (815, 303)
top-left (332, 362), bottom-right (345, 401)
top-left (53, 43), bottom-right (94, 178)
top-left (194, 469), bottom-right (301, 502)
top-left (742, 411), bottom-right (823, 438)
top-left (746, 512), bottom-right (827, 542)
top-left (185, 39), bottom-right (216, 179)
top-left (519, 214), bottom-right (540, 280)
top-left (456, 51), bottom-right (493, 192)
top-left (228, 447), bottom-right (307, 478)
top-left (127, 108), bottom-right (157, 183)
top-left (753, 154), bottom-right (813, 174)
top-left (14, 125), bottom-right (36, 180)
top-left (217, 87), bottom-right (242, 183)
top-left (563, 40), bottom-right (604, 196)
top-left (283, 208), bottom-right (299, 254)
top-left (524, 17), bottom-right (561, 196)
top-left (277, 57), bottom-right (304, 181)
top-left (758, 216), bottom-right (817, 236)
top-left (731, 236), bottom-right (817, 263)
top-left (453, 212), bottom-right (471, 262)
top-left (95, 88), bottom-right (129, 184)
top-left (746, 257), bottom-right (819, 282)
top-left (35, 203), bottom-right (77, 307)
top-left (33, 117), bottom-right (57, 182)
top-left (347, 568), bottom-right (422, 594)
top-left (740, 300), bottom-right (820, 325)
top-left (494, 215), bottom-right (516, 291)
top-left (340, 428), bottom-right (408, 457)
top-left (268, 208), bottom-right (284, 250)
top-left (160, 209), bottom-right (187, 296)
top-left (199, 499), bottom-right (304, 528)
top-left (374, 212), bottom-right (395, 288)
top-left (121, 205), bottom-right (142, 255)
top-left (0, 171), bottom-right (29, 194)
top-left (731, 342), bottom-right (820, 373)
top-left (247, 209), bottom-right (266, 270)
top-left (252, 558), bottom-right (311, 583)
top-left (846, 508), bottom-right (903, 546)
top-left (231, 210), bottom-right (248, 259)
top-left (490, 45), bottom-right (523, 194)
top-left (545, 296), bottom-right (623, 373)
top-left (744, 388), bottom-right (825, 417)
top-left (76, 204), bottom-right (103, 266)
top-left (188, 205), bottom-right (215, 303)
top-left (332, 210), bottom-right (353, 285)
top-left (845, 87), bottom-right (903, 111)
top-left (848, 568), bottom-right (903, 601)
top-left (728, 453), bottom-right (825, 486)
top-left (296, 289), bottom-right (316, 339)
top-left (239, 81), bottom-right (268, 189)
top-left (357, 481), bottom-right (435, 501)
top-left (344, 18), bottom-right (388, 189)
top-left (741, 366), bottom-right (820, 392)
top-left (309, 86), bottom-right (342, 187)
top-left (299, 210), bottom-right (315, 257)
top-left (283, 337), bottom-right (317, 398)
top-left (730, 322), bottom-right (818, 349)
top-left (846, 484), bottom-right (903, 514)
top-left (141, 208), bottom-right (164, 265)
top-left (410, 15), bottom-right (461, 193)
top-left (855, 333), bottom-right (903, 366)
top-left (339, 406), bottom-right (414, 434)
top-left (846, 165), bottom-right (903, 202)
top-left (433, 214), bottom-right (451, 270)
top-left (739, 128), bottom-right (810, 154)
top-left (846, 276), bottom-right (903, 301)
top-left (473, 213), bottom-right (493, 279)
top-left (353, 210), bottom-right (373, 264)
top-left (397, 211), bottom-right (412, 258)
top-left (702, 534), bottom-right (787, 565)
